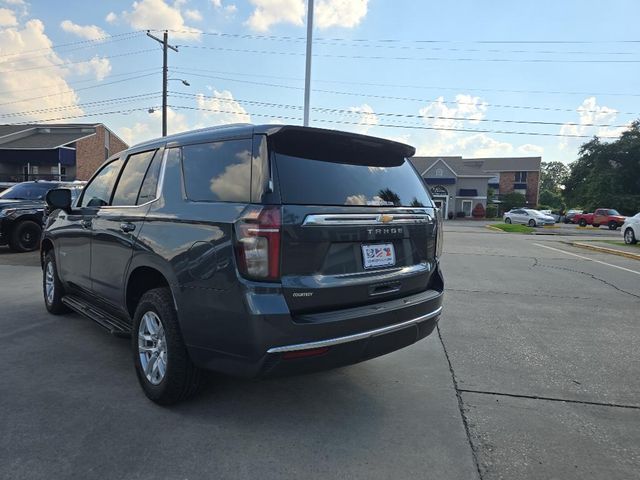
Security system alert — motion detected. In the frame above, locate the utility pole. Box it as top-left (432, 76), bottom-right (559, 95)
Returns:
top-left (303, 0), bottom-right (314, 126)
top-left (146, 30), bottom-right (178, 136)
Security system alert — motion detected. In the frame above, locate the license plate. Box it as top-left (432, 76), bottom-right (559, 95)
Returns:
top-left (362, 243), bottom-right (396, 269)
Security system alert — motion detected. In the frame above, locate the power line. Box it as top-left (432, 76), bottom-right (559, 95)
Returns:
top-left (0, 31), bottom-right (144, 59)
top-left (168, 68), bottom-right (640, 116)
top-left (0, 32), bottom-right (144, 66)
top-left (0, 67), bottom-right (160, 96)
top-left (171, 65), bottom-right (640, 98)
top-left (178, 45), bottom-right (640, 63)
top-left (167, 91), bottom-right (631, 129)
top-left (6, 106), bottom-right (162, 125)
top-left (167, 104), bottom-right (622, 139)
top-left (0, 49), bottom-right (157, 75)
top-left (161, 29), bottom-right (640, 45)
top-left (0, 92), bottom-right (161, 119)
top-left (0, 71), bottom-right (160, 107)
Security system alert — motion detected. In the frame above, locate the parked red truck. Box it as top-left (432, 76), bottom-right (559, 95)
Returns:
top-left (574, 209), bottom-right (626, 230)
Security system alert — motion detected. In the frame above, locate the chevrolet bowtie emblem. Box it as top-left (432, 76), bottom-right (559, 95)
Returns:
top-left (378, 214), bottom-right (394, 223)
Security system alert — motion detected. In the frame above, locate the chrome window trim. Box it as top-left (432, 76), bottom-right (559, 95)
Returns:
top-left (266, 305), bottom-right (442, 353)
top-left (100, 148), bottom-right (168, 210)
top-left (302, 212), bottom-right (432, 226)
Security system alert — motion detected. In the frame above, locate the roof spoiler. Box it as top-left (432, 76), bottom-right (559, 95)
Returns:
top-left (266, 125), bottom-right (416, 167)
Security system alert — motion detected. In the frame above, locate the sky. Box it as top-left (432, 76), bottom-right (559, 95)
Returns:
top-left (0, 0), bottom-right (639, 164)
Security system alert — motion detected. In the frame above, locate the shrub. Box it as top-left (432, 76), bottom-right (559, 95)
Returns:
top-left (472, 203), bottom-right (486, 218)
top-left (447, 211), bottom-right (454, 220)
top-left (486, 205), bottom-right (498, 218)
top-left (456, 211), bottom-right (465, 218)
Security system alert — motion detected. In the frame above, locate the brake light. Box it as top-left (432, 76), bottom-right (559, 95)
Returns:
top-left (235, 205), bottom-right (281, 280)
top-left (435, 209), bottom-right (443, 259)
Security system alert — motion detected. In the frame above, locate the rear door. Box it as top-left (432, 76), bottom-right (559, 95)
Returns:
top-left (90, 148), bottom-right (163, 309)
top-left (270, 134), bottom-right (438, 314)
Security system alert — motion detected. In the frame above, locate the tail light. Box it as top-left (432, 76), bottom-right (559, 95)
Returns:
top-left (435, 209), bottom-right (443, 259)
top-left (235, 205), bottom-right (281, 281)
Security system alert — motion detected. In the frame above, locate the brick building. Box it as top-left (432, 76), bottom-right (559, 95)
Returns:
top-left (0, 123), bottom-right (127, 182)
top-left (410, 156), bottom-right (541, 218)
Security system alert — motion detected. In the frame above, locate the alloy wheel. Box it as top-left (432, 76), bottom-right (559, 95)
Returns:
top-left (138, 311), bottom-right (168, 385)
top-left (45, 261), bottom-right (55, 305)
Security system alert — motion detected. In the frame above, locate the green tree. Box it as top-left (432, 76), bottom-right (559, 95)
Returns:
top-left (564, 121), bottom-right (640, 214)
top-left (501, 192), bottom-right (526, 212)
top-left (540, 161), bottom-right (570, 193)
top-left (539, 189), bottom-right (564, 210)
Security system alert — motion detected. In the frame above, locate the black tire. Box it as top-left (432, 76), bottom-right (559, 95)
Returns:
top-left (592, 224), bottom-right (599, 228)
top-left (608, 221), bottom-right (618, 231)
top-left (9, 220), bottom-right (42, 252)
top-left (43, 251), bottom-right (70, 314)
top-left (505, 217), bottom-right (512, 224)
top-left (624, 228), bottom-right (637, 245)
top-left (528, 219), bottom-right (536, 227)
top-left (132, 287), bottom-right (202, 405)
top-left (578, 219), bottom-right (587, 227)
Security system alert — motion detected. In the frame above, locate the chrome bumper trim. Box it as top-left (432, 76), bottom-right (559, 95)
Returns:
top-left (266, 305), bottom-right (443, 354)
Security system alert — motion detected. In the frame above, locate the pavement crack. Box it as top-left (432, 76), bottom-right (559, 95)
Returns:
top-left (447, 288), bottom-right (590, 300)
top-left (458, 389), bottom-right (640, 410)
top-left (436, 325), bottom-right (484, 480)
top-left (534, 263), bottom-right (640, 299)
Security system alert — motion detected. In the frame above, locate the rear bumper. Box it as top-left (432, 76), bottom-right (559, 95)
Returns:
top-left (187, 272), bottom-right (444, 378)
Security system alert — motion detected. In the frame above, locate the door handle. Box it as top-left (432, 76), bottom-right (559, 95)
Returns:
top-left (81, 219), bottom-right (92, 229)
top-left (120, 222), bottom-right (136, 233)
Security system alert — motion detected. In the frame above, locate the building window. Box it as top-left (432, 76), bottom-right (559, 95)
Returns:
top-left (515, 171), bottom-right (528, 182)
top-left (435, 168), bottom-right (443, 177)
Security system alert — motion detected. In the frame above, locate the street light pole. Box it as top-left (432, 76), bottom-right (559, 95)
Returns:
top-left (303, 0), bottom-right (314, 127)
top-left (146, 30), bottom-right (178, 137)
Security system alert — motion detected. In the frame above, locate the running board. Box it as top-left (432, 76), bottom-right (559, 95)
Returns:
top-left (62, 294), bottom-right (132, 337)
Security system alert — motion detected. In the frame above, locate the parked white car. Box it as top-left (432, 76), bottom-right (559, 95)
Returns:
top-left (503, 208), bottom-right (556, 227)
top-left (621, 213), bottom-right (640, 244)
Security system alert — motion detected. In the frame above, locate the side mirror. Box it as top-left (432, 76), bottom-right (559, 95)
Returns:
top-left (46, 188), bottom-right (72, 213)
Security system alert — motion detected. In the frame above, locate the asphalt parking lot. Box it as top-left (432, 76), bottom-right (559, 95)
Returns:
top-left (1, 223), bottom-right (638, 480)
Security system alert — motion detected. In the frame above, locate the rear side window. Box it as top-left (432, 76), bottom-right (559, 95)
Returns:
top-left (275, 154), bottom-right (432, 207)
top-left (137, 150), bottom-right (164, 205)
top-left (182, 139), bottom-right (252, 202)
top-left (80, 158), bottom-right (123, 207)
top-left (111, 150), bottom-right (157, 206)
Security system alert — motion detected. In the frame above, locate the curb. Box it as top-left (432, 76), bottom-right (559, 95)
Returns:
top-left (485, 225), bottom-right (506, 233)
top-left (571, 242), bottom-right (640, 261)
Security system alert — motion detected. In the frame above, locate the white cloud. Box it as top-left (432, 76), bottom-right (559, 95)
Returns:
top-left (60, 20), bottom-right (106, 40)
top-left (184, 8), bottom-right (202, 21)
top-left (195, 89), bottom-right (251, 124)
top-left (245, 0), bottom-right (369, 31)
top-left (559, 97), bottom-right (629, 150)
top-left (245, 0), bottom-right (304, 32)
top-left (0, 7), bottom-right (17, 26)
top-left (224, 3), bottom-right (237, 14)
top-left (121, 0), bottom-right (201, 40)
top-left (105, 12), bottom-right (118, 24)
top-left (456, 133), bottom-right (514, 157)
top-left (119, 107), bottom-right (189, 145)
top-left (418, 94), bottom-right (488, 139)
top-left (518, 144), bottom-right (544, 155)
top-left (315, 0), bottom-right (368, 29)
top-left (210, 0), bottom-right (222, 6)
top-left (2, 0), bottom-right (26, 4)
top-left (347, 103), bottom-right (378, 135)
top-left (0, 19), bottom-right (83, 121)
top-left (76, 56), bottom-right (111, 81)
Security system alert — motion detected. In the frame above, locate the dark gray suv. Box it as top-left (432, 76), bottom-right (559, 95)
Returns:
top-left (42, 125), bottom-right (444, 404)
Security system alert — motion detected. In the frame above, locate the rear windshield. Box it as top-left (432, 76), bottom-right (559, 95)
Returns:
top-left (275, 154), bottom-right (432, 207)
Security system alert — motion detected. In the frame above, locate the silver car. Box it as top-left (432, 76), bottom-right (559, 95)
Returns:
top-left (504, 208), bottom-right (556, 227)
